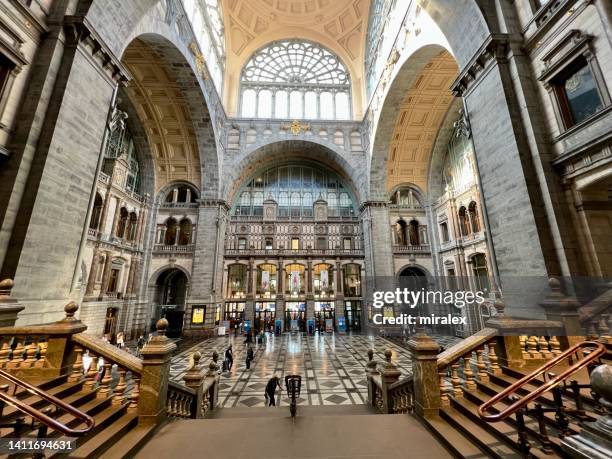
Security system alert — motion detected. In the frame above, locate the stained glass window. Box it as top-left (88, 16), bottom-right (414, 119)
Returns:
top-left (240, 40), bottom-right (351, 120)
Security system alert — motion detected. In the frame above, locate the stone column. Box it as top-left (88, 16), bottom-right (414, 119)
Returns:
top-left (85, 250), bottom-right (101, 295)
top-left (408, 329), bottom-right (441, 418)
top-left (361, 202), bottom-right (395, 329)
top-left (595, 0), bottom-right (612, 46)
top-left (99, 251), bottom-right (113, 297)
top-left (110, 197), bottom-right (121, 238)
top-left (189, 200), bottom-right (228, 311)
top-left (138, 319), bottom-right (177, 426)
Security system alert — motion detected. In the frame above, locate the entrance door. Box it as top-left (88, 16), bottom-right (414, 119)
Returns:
top-left (161, 307), bottom-right (184, 338)
top-left (103, 307), bottom-right (119, 342)
top-left (285, 302), bottom-right (305, 331)
top-left (344, 301), bottom-right (361, 331)
top-left (315, 302), bottom-right (335, 331)
top-left (255, 302), bottom-right (276, 332)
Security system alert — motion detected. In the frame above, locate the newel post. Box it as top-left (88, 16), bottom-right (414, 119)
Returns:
top-left (408, 327), bottom-right (441, 418)
top-left (183, 351), bottom-right (204, 418)
top-left (138, 318), bottom-right (177, 426)
top-left (0, 279), bottom-right (24, 327)
top-left (45, 302), bottom-right (88, 377)
top-left (365, 349), bottom-right (378, 406)
top-left (380, 349), bottom-right (401, 414)
top-left (540, 277), bottom-right (583, 349)
top-left (486, 298), bottom-right (526, 368)
top-left (206, 351), bottom-right (221, 409)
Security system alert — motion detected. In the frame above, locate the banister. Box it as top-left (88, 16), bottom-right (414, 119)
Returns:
top-left (477, 341), bottom-right (605, 422)
top-left (0, 368), bottom-right (95, 436)
top-left (72, 333), bottom-right (143, 374)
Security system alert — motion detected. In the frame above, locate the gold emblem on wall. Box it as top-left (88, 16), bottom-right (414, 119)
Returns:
top-left (281, 120), bottom-right (311, 135)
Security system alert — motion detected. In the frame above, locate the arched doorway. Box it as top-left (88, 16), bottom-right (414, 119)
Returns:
top-left (154, 268), bottom-right (189, 338)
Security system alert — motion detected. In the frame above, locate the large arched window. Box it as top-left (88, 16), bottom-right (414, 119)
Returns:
top-left (240, 40), bottom-right (351, 120)
top-left (232, 162), bottom-right (357, 218)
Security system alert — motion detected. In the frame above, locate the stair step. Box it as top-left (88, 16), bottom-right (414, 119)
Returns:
top-left (1, 379), bottom-right (85, 420)
top-left (52, 413), bottom-right (138, 459)
top-left (208, 404), bottom-right (378, 419)
top-left (439, 406), bottom-right (519, 458)
top-left (98, 423), bottom-right (158, 459)
top-left (422, 415), bottom-right (490, 459)
top-left (450, 394), bottom-right (559, 457)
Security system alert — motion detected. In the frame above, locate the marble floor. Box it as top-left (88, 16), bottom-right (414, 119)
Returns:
top-left (169, 333), bottom-right (460, 408)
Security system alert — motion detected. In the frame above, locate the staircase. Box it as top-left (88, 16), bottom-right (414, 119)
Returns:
top-left (0, 373), bottom-right (155, 458)
top-left (135, 404), bottom-right (452, 459)
top-left (424, 359), bottom-right (609, 458)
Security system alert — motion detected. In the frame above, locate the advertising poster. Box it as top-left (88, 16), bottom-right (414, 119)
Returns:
top-left (291, 271), bottom-right (301, 292)
top-left (191, 307), bottom-right (205, 324)
top-left (262, 270), bottom-right (270, 291)
top-left (325, 318), bottom-right (334, 333)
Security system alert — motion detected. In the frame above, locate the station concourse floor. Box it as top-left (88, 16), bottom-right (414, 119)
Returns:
top-left (169, 332), bottom-right (459, 408)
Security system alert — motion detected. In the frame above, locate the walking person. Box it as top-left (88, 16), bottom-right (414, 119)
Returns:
top-left (264, 375), bottom-right (282, 406)
top-left (136, 335), bottom-right (145, 356)
top-left (245, 344), bottom-right (254, 370)
top-left (225, 344), bottom-right (234, 372)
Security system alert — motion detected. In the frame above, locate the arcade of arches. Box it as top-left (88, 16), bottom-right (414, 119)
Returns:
top-left (0, 0), bottom-right (611, 456)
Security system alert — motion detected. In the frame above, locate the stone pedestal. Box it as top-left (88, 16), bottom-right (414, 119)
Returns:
top-left (138, 319), bottom-right (177, 426)
top-left (408, 330), bottom-right (441, 418)
top-left (540, 278), bottom-right (583, 349)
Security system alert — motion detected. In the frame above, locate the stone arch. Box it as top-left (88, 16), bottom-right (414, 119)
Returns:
top-left (120, 34), bottom-right (219, 197)
top-left (369, 44), bottom-right (459, 200)
top-left (224, 139), bottom-right (365, 206)
top-left (148, 263), bottom-right (191, 288)
top-left (156, 180), bottom-right (201, 205)
top-left (396, 263), bottom-right (434, 287)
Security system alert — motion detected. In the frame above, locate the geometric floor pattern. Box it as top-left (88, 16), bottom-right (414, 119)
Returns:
top-left (170, 332), bottom-right (460, 408)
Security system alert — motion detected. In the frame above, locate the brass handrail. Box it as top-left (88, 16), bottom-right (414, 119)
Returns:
top-left (0, 369), bottom-right (95, 436)
top-left (477, 341), bottom-right (605, 422)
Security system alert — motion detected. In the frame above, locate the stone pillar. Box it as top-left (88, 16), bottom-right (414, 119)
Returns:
top-left (561, 364), bottom-right (612, 458)
top-left (99, 251), bottom-right (113, 297)
top-left (85, 250), bottom-right (101, 295)
top-left (361, 202), bottom-right (395, 329)
top-left (0, 14), bottom-right (127, 325)
top-left (138, 318), bottom-right (177, 426)
top-left (110, 198), bottom-right (121, 238)
top-left (595, 0), bottom-right (612, 46)
top-left (189, 200), bottom-right (228, 312)
top-left (408, 329), bottom-right (441, 418)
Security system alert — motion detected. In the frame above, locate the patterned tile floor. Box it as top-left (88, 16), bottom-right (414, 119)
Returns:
top-left (169, 333), bottom-right (460, 408)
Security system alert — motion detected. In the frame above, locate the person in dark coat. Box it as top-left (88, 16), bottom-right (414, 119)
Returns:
top-left (225, 344), bottom-right (234, 371)
top-left (245, 344), bottom-right (254, 370)
top-left (264, 375), bottom-right (282, 406)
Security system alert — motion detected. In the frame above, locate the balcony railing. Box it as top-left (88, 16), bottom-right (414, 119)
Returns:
top-left (87, 228), bottom-right (99, 238)
top-left (160, 202), bottom-right (199, 209)
top-left (153, 244), bottom-right (195, 253)
top-left (230, 215), bottom-right (360, 223)
top-left (392, 244), bottom-right (430, 254)
top-left (98, 171), bottom-right (110, 185)
top-left (224, 248), bottom-right (364, 257)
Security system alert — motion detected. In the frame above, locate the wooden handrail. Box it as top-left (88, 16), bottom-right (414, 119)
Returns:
top-left (0, 369), bottom-right (95, 436)
top-left (477, 341), bottom-right (605, 422)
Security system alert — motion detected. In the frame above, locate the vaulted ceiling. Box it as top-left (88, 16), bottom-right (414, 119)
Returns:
top-left (122, 40), bottom-right (201, 192)
top-left (221, 0), bottom-right (370, 116)
top-left (386, 50), bottom-right (458, 193)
